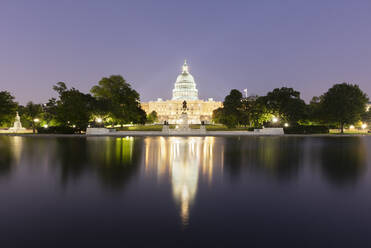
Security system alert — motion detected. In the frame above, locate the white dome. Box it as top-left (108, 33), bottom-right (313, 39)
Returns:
top-left (172, 60), bottom-right (199, 101)
top-left (176, 73), bottom-right (195, 84)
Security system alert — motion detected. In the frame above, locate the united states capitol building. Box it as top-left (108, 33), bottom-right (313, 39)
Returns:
top-left (141, 61), bottom-right (222, 124)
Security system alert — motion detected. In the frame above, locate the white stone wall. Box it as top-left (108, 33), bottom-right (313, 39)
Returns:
top-left (141, 99), bottom-right (222, 124)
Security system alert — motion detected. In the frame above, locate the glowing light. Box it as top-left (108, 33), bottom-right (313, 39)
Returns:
top-left (361, 123), bottom-right (367, 129)
top-left (349, 125), bottom-right (355, 129)
top-left (284, 123), bottom-right (289, 127)
top-left (72, 125), bottom-right (76, 128)
top-left (96, 118), bottom-right (102, 123)
top-left (272, 117), bottom-right (278, 123)
top-left (141, 137), bottom-right (219, 227)
top-left (33, 118), bottom-right (40, 123)
top-left (43, 124), bottom-right (48, 128)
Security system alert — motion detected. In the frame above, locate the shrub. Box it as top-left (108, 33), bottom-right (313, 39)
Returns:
top-left (37, 126), bottom-right (79, 134)
top-left (284, 125), bottom-right (329, 134)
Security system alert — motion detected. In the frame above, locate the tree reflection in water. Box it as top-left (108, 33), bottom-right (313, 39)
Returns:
top-left (88, 137), bottom-right (142, 190)
top-left (0, 136), bottom-right (14, 179)
top-left (318, 137), bottom-right (366, 187)
top-left (53, 137), bottom-right (90, 184)
top-left (223, 137), bottom-right (304, 181)
top-left (53, 137), bottom-right (142, 191)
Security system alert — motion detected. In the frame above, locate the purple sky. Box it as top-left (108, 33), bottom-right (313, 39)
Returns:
top-left (1, 0), bottom-right (371, 104)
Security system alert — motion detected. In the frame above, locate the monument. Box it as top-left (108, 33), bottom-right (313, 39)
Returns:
top-left (174, 100), bottom-right (191, 132)
top-left (9, 112), bottom-right (26, 133)
top-left (141, 60), bottom-right (222, 124)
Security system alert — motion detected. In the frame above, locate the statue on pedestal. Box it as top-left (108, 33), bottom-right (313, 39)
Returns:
top-left (182, 100), bottom-right (187, 113)
top-left (9, 112), bottom-right (25, 133)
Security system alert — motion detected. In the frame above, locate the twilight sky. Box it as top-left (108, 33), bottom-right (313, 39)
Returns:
top-left (1, 0), bottom-right (371, 104)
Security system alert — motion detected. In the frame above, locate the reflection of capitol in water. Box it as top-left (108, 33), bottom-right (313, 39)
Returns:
top-left (144, 137), bottom-right (222, 226)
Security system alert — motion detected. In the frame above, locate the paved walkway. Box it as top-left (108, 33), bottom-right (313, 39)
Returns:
top-left (86, 130), bottom-right (282, 136)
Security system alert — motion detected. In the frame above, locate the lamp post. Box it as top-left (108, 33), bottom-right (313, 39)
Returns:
top-left (31, 118), bottom-right (40, 134)
top-left (96, 117), bottom-right (103, 127)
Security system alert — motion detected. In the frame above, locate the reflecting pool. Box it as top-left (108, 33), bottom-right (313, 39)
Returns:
top-left (0, 136), bottom-right (371, 247)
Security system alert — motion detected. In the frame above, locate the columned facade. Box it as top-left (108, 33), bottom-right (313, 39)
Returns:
top-left (141, 61), bottom-right (222, 124)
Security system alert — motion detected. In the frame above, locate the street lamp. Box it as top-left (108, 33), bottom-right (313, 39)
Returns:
top-left (284, 123), bottom-right (289, 127)
top-left (33, 118), bottom-right (40, 123)
top-left (96, 118), bottom-right (103, 123)
top-left (349, 125), bottom-right (355, 130)
top-left (361, 123), bottom-right (367, 129)
top-left (272, 117), bottom-right (278, 123)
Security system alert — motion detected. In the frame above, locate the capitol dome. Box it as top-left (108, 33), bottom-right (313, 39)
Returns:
top-left (172, 60), bottom-right (199, 100)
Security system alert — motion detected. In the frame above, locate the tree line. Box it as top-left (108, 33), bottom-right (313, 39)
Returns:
top-left (1, 78), bottom-right (370, 134)
top-left (213, 83), bottom-right (370, 133)
top-left (0, 75), bottom-right (152, 133)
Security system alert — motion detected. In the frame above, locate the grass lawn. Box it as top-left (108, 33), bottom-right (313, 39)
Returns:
top-left (115, 124), bottom-right (254, 132)
top-left (204, 125), bottom-right (253, 131)
top-left (117, 125), bottom-right (166, 131)
top-left (329, 129), bottom-right (370, 135)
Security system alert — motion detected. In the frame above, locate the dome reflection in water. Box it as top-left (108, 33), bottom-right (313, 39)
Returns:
top-left (144, 137), bottom-right (218, 226)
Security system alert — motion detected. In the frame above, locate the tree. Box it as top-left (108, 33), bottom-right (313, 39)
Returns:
top-left (220, 89), bottom-right (243, 128)
top-left (307, 96), bottom-right (322, 124)
top-left (90, 98), bottom-right (112, 127)
top-left (0, 91), bottom-right (18, 127)
top-left (361, 103), bottom-right (371, 127)
top-left (263, 87), bottom-right (307, 124)
top-left (321, 83), bottom-right (369, 133)
top-left (42, 98), bottom-right (58, 126)
top-left (245, 97), bottom-right (272, 127)
top-left (212, 107), bottom-right (224, 124)
top-left (53, 82), bottom-right (95, 130)
top-left (19, 102), bottom-right (42, 133)
top-left (91, 75), bottom-right (146, 125)
top-left (146, 111), bottom-right (158, 124)
top-left (361, 110), bottom-right (371, 126)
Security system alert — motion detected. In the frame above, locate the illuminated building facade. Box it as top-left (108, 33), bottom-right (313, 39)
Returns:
top-left (141, 61), bottom-right (222, 124)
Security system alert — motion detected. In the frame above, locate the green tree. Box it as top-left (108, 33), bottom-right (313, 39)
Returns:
top-left (245, 97), bottom-right (272, 127)
top-left (91, 75), bottom-right (146, 125)
top-left (321, 83), bottom-right (369, 133)
top-left (212, 107), bottom-right (224, 124)
top-left (307, 96), bottom-right (322, 124)
top-left (263, 87), bottom-right (307, 124)
top-left (53, 82), bottom-right (95, 130)
top-left (146, 111), bottom-right (158, 124)
top-left (90, 98), bottom-right (112, 127)
top-left (19, 102), bottom-right (43, 133)
top-left (0, 91), bottom-right (18, 127)
top-left (42, 98), bottom-right (58, 126)
top-left (361, 110), bottom-right (371, 126)
top-left (220, 89), bottom-right (243, 128)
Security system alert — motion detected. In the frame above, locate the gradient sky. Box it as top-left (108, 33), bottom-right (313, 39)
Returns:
top-left (1, 0), bottom-right (371, 104)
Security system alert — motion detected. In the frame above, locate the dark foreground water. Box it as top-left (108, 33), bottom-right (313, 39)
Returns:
top-left (0, 136), bottom-right (371, 247)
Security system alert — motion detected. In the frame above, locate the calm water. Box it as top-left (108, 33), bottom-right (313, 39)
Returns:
top-left (0, 136), bottom-right (371, 247)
